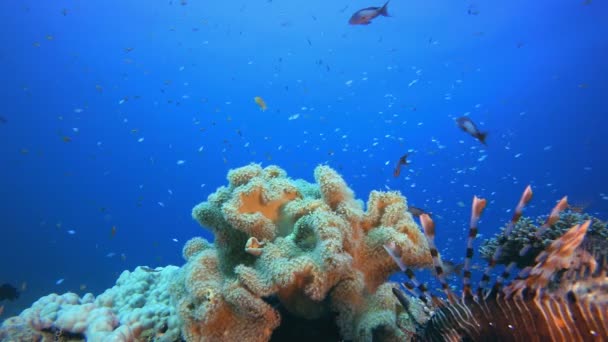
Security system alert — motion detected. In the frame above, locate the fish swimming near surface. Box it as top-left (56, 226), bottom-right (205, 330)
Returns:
top-left (0, 283), bottom-right (19, 302)
top-left (348, 1), bottom-right (390, 25)
top-left (386, 186), bottom-right (608, 341)
top-left (456, 116), bottom-right (487, 145)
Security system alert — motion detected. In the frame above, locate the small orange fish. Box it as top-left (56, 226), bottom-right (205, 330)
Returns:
top-left (569, 201), bottom-right (591, 213)
top-left (254, 96), bottom-right (267, 111)
top-left (62, 136), bottom-right (72, 143)
top-left (349, 1), bottom-right (390, 25)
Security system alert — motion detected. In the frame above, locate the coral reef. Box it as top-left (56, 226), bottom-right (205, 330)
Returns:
top-left (479, 210), bottom-right (608, 268)
top-left (174, 163), bottom-right (431, 341)
top-left (1, 163), bottom-right (431, 342)
top-left (0, 266), bottom-right (181, 342)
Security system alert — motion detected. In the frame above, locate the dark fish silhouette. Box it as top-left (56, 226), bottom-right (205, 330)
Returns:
top-left (393, 153), bottom-right (408, 177)
top-left (456, 116), bottom-right (487, 145)
top-left (407, 205), bottom-right (430, 218)
top-left (349, 1), bottom-right (390, 25)
top-left (0, 283), bottom-right (19, 301)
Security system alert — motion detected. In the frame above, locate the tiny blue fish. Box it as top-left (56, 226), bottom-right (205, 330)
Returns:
top-left (349, 1), bottom-right (390, 25)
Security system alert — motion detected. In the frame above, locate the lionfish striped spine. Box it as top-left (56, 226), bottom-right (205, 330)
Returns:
top-left (496, 196), bottom-right (570, 294)
top-left (480, 186), bottom-right (532, 295)
top-left (420, 214), bottom-right (458, 303)
top-left (386, 187), bottom-right (608, 341)
top-left (384, 241), bottom-right (432, 304)
top-left (464, 196), bottom-right (486, 299)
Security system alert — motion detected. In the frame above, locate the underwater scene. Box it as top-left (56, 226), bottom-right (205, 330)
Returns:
top-left (1, 0), bottom-right (607, 341)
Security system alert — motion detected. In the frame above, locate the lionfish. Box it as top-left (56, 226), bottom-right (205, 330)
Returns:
top-left (385, 186), bottom-right (608, 341)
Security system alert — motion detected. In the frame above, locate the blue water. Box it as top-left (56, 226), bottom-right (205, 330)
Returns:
top-left (1, 0), bottom-right (607, 318)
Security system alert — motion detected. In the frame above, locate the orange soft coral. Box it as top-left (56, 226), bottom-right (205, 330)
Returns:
top-left (180, 163), bottom-right (431, 341)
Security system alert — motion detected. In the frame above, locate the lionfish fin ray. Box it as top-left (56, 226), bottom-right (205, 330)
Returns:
top-left (507, 221), bottom-right (591, 296)
top-left (483, 186), bottom-right (534, 293)
top-left (420, 214), bottom-right (457, 303)
top-left (384, 242), bottom-right (432, 303)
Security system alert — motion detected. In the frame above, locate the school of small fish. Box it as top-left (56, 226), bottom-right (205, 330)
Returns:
top-left (1, 0), bottom-right (603, 311)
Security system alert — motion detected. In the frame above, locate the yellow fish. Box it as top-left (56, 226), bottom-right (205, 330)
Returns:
top-left (254, 96), bottom-right (267, 111)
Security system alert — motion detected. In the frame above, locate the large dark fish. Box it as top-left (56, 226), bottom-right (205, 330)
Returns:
top-left (393, 153), bottom-right (408, 177)
top-left (348, 1), bottom-right (390, 25)
top-left (0, 283), bottom-right (19, 301)
top-left (456, 116), bottom-right (487, 145)
top-left (386, 186), bottom-right (608, 341)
